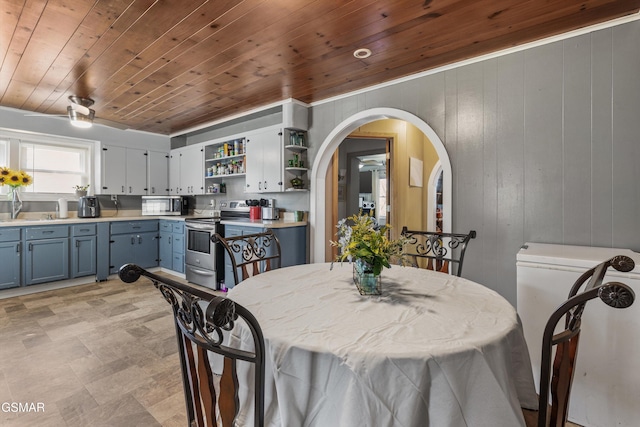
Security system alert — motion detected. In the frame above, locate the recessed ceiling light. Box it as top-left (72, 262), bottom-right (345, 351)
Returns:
top-left (353, 48), bottom-right (372, 59)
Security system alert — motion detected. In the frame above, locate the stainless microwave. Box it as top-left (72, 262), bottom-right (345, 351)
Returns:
top-left (141, 196), bottom-right (188, 216)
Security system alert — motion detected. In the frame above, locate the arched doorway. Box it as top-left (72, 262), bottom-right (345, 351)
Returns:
top-left (310, 108), bottom-right (452, 262)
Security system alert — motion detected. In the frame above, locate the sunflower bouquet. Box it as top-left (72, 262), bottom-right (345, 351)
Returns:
top-left (0, 167), bottom-right (33, 190)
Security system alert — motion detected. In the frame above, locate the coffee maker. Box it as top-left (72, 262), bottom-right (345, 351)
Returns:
top-left (78, 196), bottom-right (101, 218)
top-left (260, 198), bottom-right (278, 220)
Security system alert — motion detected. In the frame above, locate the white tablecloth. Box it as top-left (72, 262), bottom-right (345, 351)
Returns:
top-left (227, 263), bottom-right (537, 427)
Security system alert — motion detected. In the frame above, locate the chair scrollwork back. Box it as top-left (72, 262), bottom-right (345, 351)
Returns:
top-left (400, 227), bottom-right (476, 277)
top-left (213, 230), bottom-right (281, 287)
top-left (119, 263), bottom-right (265, 427)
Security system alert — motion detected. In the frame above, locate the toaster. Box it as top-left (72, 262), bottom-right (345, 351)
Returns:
top-left (78, 196), bottom-right (101, 218)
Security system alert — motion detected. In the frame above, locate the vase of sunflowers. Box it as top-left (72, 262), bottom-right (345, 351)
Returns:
top-left (0, 167), bottom-right (33, 219)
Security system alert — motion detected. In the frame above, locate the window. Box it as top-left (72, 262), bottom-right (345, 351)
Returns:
top-left (20, 142), bottom-right (90, 193)
top-left (0, 139), bottom-right (7, 167)
top-left (0, 129), bottom-right (95, 199)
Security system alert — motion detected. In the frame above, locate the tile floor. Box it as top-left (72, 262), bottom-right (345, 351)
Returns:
top-left (0, 274), bottom-right (191, 426)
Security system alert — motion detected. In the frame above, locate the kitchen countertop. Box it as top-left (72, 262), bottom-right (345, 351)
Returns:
top-left (220, 218), bottom-right (307, 228)
top-left (0, 214), bottom-right (307, 228)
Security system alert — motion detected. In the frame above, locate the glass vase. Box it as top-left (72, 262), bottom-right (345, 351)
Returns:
top-left (353, 259), bottom-right (382, 295)
top-left (10, 187), bottom-right (22, 219)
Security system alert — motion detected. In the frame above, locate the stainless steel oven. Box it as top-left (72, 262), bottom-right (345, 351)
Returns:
top-left (185, 218), bottom-right (224, 289)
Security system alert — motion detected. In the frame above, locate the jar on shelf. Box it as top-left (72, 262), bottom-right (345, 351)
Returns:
top-left (289, 131), bottom-right (297, 146)
top-left (297, 132), bottom-right (305, 146)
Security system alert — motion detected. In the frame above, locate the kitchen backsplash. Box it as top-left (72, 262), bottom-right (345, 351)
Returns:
top-left (1, 190), bottom-right (309, 217)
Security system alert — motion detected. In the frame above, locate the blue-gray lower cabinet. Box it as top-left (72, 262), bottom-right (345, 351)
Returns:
top-left (222, 225), bottom-right (248, 289)
top-left (109, 220), bottom-right (159, 274)
top-left (159, 220), bottom-right (185, 273)
top-left (171, 222), bottom-right (184, 273)
top-left (159, 230), bottom-right (173, 270)
top-left (24, 225), bottom-right (70, 286)
top-left (0, 228), bottom-right (21, 289)
top-left (221, 225), bottom-right (307, 289)
top-left (272, 226), bottom-right (307, 267)
top-left (71, 224), bottom-right (97, 278)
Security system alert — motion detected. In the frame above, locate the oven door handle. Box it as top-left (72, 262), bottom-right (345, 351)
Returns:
top-left (185, 223), bottom-right (217, 231)
top-left (186, 266), bottom-right (216, 276)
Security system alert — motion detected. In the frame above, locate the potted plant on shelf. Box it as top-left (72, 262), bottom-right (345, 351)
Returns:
top-left (330, 212), bottom-right (406, 295)
top-left (74, 184), bottom-right (89, 197)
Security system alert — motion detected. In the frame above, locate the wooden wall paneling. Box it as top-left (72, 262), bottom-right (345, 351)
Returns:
top-left (563, 34), bottom-right (593, 246)
top-left (611, 23), bottom-right (640, 249)
top-left (364, 85), bottom-right (403, 111)
top-left (454, 63), bottom-right (485, 283)
top-left (418, 73), bottom-right (446, 141)
top-left (480, 59), bottom-right (499, 289)
top-left (523, 42), bottom-right (564, 244)
top-left (590, 29), bottom-right (614, 247)
top-left (399, 78), bottom-right (421, 116)
top-left (495, 52), bottom-right (526, 305)
top-left (444, 68), bottom-right (459, 232)
top-left (338, 96), bottom-right (359, 125)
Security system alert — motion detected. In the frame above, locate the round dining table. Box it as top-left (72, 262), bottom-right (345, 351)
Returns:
top-left (227, 262), bottom-right (538, 427)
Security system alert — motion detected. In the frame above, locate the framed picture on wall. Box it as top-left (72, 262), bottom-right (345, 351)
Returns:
top-left (338, 184), bottom-right (346, 201)
top-left (409, 157), bottom-right (423, 187)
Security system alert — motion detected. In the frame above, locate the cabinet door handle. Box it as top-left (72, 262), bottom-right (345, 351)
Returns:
top-left (264, 180), bottom-right (267, 189)
top-left (76, 240), bottom-right (80, 248)
top-left (131, 237), bottom-right (135, 245)
top-left (129, 186), bottom-right (132, 193)
top-left (16, 242), bottom-right (21, 253)
top-left (28, 243), bottom-right (33, 251)
top-left (151, 187), bottom-right (155, 194)
top-left (43, 230), bottom-right (54, 234)
top-left (138, 236), bottom-right (142, 244)
top-left (258, 182), bottom-right (262, 190)
top-left (168, 236), bottom-right (172, 244)
top-left (122, 186), bottom-right (125, 193)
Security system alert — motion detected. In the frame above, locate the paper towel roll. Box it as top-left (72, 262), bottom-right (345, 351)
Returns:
top-left (58, 198), bottom-right (68, 219)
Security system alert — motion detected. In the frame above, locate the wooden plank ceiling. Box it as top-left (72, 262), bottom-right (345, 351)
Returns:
top-left (1, 0), bottom-right (639, 135)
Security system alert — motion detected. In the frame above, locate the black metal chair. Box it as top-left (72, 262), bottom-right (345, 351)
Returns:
top-left (213, 230), bottom-right (281, 287)
top-left (400, 227), bottom-right (476, 276)
top-left (522, 255), bottom-right (636, 427)
top-left (118, 264), bottom-right (265, 427)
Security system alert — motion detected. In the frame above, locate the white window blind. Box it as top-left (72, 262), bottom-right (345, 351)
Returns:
top-left (0, 129), bottom-right (95, 199)
top-left (20, 142), bottom-right (90, 193)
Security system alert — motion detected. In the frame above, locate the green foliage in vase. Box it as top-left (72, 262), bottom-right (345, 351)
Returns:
top-left (330, 212), bottom-right (406, 276)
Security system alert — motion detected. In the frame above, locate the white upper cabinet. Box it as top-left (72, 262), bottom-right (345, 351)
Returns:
top-left (169, 144), bottom-right (204, 195)
top-left (147, 150), bottom-right (169, 195)
top-left (245, 126), bottom-right (283, 193)
top-left (126, 148), bottom-right (147, 195)
top-left (101, 145), bottom-right (148, 195)
top-left (100, 145), bottom-right (169, 196)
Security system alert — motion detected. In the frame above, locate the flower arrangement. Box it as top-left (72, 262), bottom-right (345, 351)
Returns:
top-left (73, 184), bottom-right (90, 191)
top-left (330, 212), bottom-right (405, 276)
top-left (0, 167), bottom-right (33, 189)
top-left (1, 167), bottom-right (32, 219)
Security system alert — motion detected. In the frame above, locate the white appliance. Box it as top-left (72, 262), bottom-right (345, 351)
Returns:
top-left (57, 198), bottom-right (68, 218)
top-left (517, 243), bottom-right (640, 427)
